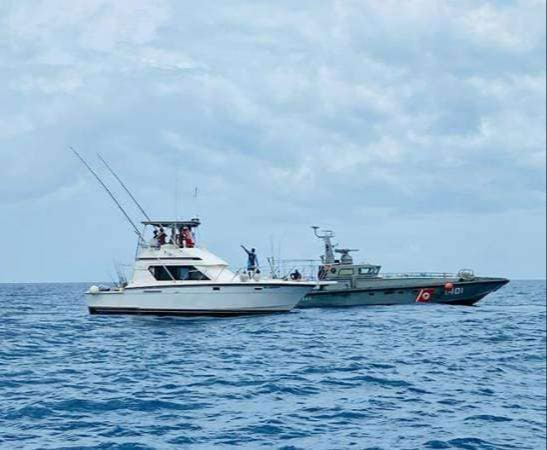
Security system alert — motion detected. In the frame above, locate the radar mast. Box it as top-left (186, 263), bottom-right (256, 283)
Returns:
top-left (312, 226), bottom-right (337, 264)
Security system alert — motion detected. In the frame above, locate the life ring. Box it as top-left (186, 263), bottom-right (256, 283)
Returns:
top-left (416, 288), bottom-right (435, 302)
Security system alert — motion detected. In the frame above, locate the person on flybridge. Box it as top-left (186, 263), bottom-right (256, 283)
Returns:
top-left (158, 228), bottom-right (167, 246)
top-left (181, 226), bottom-right (195, 248)
top-left (170, 228), bottom-right (177, 246)
top-left (149, 224), bottom-right (197, 249)
top-left (241, 245), bottom-right (259, 274)
top-left (150, 229), bottom-right (160, 248)
top-left (175, 226), bottom-right (195, 248)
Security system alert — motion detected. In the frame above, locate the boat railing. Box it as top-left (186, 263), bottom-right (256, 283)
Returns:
top-left (229, 267), bottom-right (267, 282)
top-left (267, 259), bottom-right (461, 281)
top-left (138, 242), bottom-right (199, 252)
top-left (267, 259), bottom-right (324, 281)
top-left (380, 272), bottom-right (457, 279)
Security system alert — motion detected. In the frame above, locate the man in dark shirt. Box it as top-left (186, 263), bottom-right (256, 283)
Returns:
top-left (241, 245), bottom-right (259, 273)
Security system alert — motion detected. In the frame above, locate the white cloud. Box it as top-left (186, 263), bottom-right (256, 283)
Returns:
top-left (2, 0), bottom-right (170, 51)
top-left (0, 0), bottom-right (544, 279)
top-left (0, 115), bottom-right (34, 139)
top-left (10, 71), bottom-right (83, 94)
top-left (135, 47), bottom-right (200, 72)
top-left (458, 2), bottom-right (541, 52)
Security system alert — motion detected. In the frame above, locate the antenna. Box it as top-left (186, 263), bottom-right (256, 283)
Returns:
top-left (175, 168), bottom-right (179, 225)
top-left (97, 153), bottom-right (152, 222)
top-left (71, 147), bottom-right (142, 238)
top-left (193, 186), bottom-right (200, 218)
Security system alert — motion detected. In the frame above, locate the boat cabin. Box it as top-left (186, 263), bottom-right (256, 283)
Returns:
top-left (319, 263), bottom-right (383, 289)
top-left (127, 219), bottom-right (237, 287)
top-left (313, 227), bottom-right (382, 289)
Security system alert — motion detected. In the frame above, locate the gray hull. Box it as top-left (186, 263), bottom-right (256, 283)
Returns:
top-left (299, 278), bottom-right (509, 308)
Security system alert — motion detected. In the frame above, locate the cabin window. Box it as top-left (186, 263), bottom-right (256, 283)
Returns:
top-left (149, 266), bottom-right (210, 281)
top-left (338, 268), bottom-right (355, 276)
top-left (359, 267), bottom-right (379, 275)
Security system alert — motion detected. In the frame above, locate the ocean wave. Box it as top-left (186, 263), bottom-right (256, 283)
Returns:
top-left (0, 281), bottom-right (545, 449)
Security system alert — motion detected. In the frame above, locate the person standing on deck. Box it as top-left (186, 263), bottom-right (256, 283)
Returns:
top-left (241, 245), bottom-right (259, 273)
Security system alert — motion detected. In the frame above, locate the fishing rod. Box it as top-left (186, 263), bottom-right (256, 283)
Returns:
top-left (70, 147), bottom-right (142, 238)
top-left (97, 153), bottom-right (152, 222)
top-left (71, 147), bottom-right (177, 283)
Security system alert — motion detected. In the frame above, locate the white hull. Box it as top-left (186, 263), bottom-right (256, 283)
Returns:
top-left (87, 283), bottom-right (314, 316)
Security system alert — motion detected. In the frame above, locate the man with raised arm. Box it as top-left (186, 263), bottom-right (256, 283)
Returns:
top-left (241, 245), bottom-right (259, 273)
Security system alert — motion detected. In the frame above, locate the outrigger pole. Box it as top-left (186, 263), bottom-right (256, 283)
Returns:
top-left (70, 147), bottom-right (142, 238)
top-left (97, 153), bottom-right (152, 222)
top-left (71, 147), bottom-right (178, 283)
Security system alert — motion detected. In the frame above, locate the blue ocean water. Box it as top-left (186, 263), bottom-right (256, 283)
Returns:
top-left (0, 281), bottom-right (545, 450)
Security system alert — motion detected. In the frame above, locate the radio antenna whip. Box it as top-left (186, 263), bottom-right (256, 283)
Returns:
top-left (70, 147), bottom-right (142, 238)
top-left (97, 153), bottom-right (152, 222)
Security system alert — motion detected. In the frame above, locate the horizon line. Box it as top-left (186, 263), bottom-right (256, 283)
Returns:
top-left (1, 279), bottom-right (546, 285)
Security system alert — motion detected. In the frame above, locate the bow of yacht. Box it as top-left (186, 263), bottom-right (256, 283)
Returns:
top-left (86, 220), bottom-right (321, 316)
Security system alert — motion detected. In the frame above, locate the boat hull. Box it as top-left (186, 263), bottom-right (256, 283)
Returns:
top-left (87, 283), bottom-right (314, 316)
top-left (299, 278), bottom-right (509, 308)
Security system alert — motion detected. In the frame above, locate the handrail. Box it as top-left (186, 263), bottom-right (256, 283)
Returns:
top-left (267, 258), bottom-right (462, 281)
top-left (381, 272), bottom-right (457, 279)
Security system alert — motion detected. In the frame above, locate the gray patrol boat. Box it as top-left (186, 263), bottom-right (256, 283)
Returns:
top-left (292, 227), bottom-right (509, 308)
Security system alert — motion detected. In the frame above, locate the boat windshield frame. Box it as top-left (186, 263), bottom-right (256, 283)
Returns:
top-left (135, 218), bottom-right (201, 257)
top-left (141, 219), bottom-right (201, 229)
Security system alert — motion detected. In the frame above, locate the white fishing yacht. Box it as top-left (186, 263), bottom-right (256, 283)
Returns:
top-left (87, 219), bottom-right (322, 316)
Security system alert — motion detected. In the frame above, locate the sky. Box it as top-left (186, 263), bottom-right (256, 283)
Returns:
top-left (0, 0), bottom-right (545, 282)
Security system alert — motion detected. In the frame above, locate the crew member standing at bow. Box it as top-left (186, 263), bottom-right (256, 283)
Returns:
top-left (241, 245), bottom-right (259, 274)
